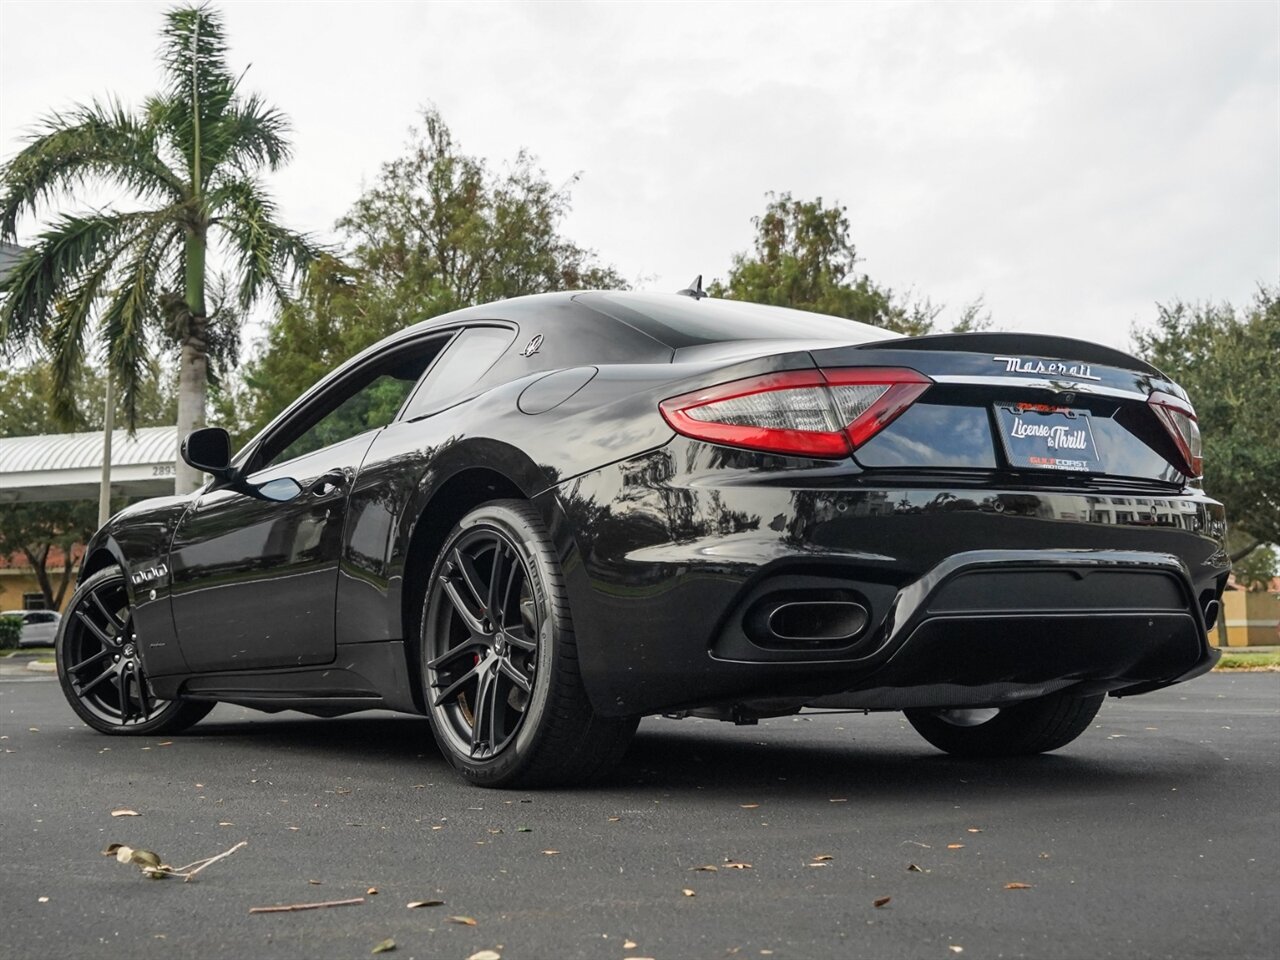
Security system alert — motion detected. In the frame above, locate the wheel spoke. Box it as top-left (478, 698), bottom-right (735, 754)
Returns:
top-left (78, 663), bottom-right (117, 697)
top-left (115, 665), bottom-right (131, 722)
top-left (90, 589), bottom-right (125, 629)
top-left (431, 662), bottom-right (482, 707)
top-left (451, 548), bottom-right (488, 610)
top-left (426, 639), bottom-right (485, 671)
top-left (470, 662), bottom-right (500, 756)
top-left (75, 608), bottom-right (115, 646)
top-left (497, 655), bottom-right (532, 693)
top-left (500, 627), bottom-right (537, 653)
top-left (441, 578), bottom-right (486, 635)
top-left (67, 647), bottom-right (111, 675)
top-left (490, 543), bottom-right (518, 629)
top-left (132, 662), bottom-right (150, 722)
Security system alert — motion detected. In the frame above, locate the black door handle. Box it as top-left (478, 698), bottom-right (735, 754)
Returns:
top-left (308, 469), bottom-right (348, 498)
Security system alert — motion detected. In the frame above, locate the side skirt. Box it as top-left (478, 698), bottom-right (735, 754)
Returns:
top-left (150, 640), bottom-right (422, 718)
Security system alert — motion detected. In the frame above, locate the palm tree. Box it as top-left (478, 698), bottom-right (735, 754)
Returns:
top-left (0, 3), bottom-right (320, 493)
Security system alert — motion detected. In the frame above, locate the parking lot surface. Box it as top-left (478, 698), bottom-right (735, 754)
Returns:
top-left (1, 671), bottom-right (1276, 960)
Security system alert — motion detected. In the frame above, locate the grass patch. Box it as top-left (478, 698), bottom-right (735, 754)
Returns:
top-left (1215, 651), bottom-right (1280, 671)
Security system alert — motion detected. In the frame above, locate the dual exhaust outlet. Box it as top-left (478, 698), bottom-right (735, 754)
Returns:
top-left (750, 595), bottom-right (871, 647)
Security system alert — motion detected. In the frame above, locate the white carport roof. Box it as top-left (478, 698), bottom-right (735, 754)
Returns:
top-left (0, 426), bottom-right (179, 502)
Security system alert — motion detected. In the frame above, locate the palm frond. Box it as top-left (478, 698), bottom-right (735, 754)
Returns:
top-left (96, 223), bottom-right (180, 430)
top-left (210, 177), bottom-right (325, 309)
top-left (0, 209), bottom-right (169, 345)
top-left (203, 93), bottom-right (292, 176)
top-left (0, 99), bottom-right (184, 237)
top-left (156, 4), bottom-right (237, 186)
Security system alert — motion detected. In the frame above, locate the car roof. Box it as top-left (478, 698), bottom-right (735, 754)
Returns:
top-left (388, 290), bottom-right (897, 351)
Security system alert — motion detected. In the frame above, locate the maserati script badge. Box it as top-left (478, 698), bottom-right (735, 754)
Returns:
top-left (992, 355), bottom-right (1101, 381)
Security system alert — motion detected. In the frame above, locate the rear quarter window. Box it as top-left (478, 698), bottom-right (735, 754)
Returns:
top-left (401, 326), bottom-right (516, 420)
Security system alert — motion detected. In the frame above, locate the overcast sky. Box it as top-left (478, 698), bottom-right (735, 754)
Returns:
top-left (2, 0), bottom-right (1277, 351)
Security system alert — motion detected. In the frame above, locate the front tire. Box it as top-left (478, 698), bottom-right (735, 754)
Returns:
top-left (905, 691), bottom-right (1104, 757)
top-left (422, 500), bottom-right (637, 787)
top-left (56, 567), bottom-right (212, 736)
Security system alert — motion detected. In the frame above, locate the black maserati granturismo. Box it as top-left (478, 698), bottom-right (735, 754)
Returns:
top-left (57, 290), bottom-right (1228, 786)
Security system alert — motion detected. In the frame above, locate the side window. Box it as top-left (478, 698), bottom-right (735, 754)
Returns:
top-left (259, 340), bottom-right (447, 470)
top-left (400, 326), bottom-right (515, 421)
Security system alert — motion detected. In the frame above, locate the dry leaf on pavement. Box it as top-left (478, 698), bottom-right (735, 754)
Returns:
top-left (406, 900), bottom-right (444, 909)
top-left (447, 916), bottom-right (478, 926)
top-left (1004, 882), bottom-right (1033, 890)
top-left (371, 939), bottom-right (395, 954)
top-left (111, 809), bottom-right (140, 818)
top-left (873, 896), bottom-right (892, 908)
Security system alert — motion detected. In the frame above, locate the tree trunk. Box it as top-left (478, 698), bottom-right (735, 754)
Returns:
top-left (21, 543), bottom-right (55, 610)
top-left (175, 229), bottom-right (209, 495)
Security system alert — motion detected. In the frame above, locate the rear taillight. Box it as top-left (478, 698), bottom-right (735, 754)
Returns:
top-left (659, 367), bottom-right (932, 459)
top-left (1148, 390), bottom-right (1202, 478)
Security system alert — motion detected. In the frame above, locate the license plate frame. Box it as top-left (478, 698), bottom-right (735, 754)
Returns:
top-left (994, 404), bottom-right (1105, 473)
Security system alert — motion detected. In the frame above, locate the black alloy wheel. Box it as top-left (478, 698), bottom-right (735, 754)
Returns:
top-left (905, 691), bottom-right (1104, 757)
top-left (422, 500), bottom-right (637, 787)
top-left (56, 567), bottom-right (211, 735)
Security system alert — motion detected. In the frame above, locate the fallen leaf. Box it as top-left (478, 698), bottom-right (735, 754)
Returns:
top-left (218, 822), bottom-right (234, 827)
top-left (607, 816), bottom-right (621, 822)
top-left (516, 827), bottom-right (532, 832)
top-left (829, 798), bottom-right (848, 803)
top-left (102, 843), bottom-right (126, 856)
top-left (811, 854), bottom-right (834, 862)
top-left (681, 888), bottom-right (696, 897)
top-left (542, 850), bottom-right (560, 856)
top-left (406, 900), bottom-right (444, 909)
top-left (691, 865), bottom-right (718, 872)
top-left (158, 741), bottom-right (173, 746)
top-left (873, 896), bottom-right (892, 908)
top-left (624, 941), bottom-right (638, 949)
top-left (111, 809), bottom-right (140, 818)
top-left (37, 896), bottom-right (49, 903)
top-left (907, 863), bottom-right (924, 873)
top-left (723, 861), bottom-right (752, 869)
top-left (949, 947), bottom-right (964, 955)
top-left (967, 828), bottom-right (982, 834)
top-left (487, 828), bottom-right (503, 835)
top-left (114, 846), bottom-right (136, 863)
top-left (739, 803), bottom-right (759, 809)
top-left (371, 939), bottom-right (396, 954)
top-left (308, 879), bottom-right (322, 885)
top-left (947, 843), bottom-right (965, 850)
top-left (367, 887), bottom-right (378, 896)
top-left (1004, 882), bottom-right (1033, 890)
top-left (807, 862), bottom-right (828, 868)
top-left (468, 952), bottom-right (501, 960)
top-left (447, 916), bottom-right (478, 926)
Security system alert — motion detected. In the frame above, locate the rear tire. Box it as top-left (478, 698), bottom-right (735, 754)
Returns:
top-left (905, 691), bottom-right (1104, 757)
top-left (56, 567), bottom-right (213, 736)
top-left (421, 500), bottom-right (637, 788)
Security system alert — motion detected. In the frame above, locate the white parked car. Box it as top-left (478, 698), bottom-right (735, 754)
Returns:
top-left (1, 610), bottom-right (61, 647)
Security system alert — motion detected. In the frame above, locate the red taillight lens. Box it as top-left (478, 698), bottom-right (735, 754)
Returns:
top-left (659, 367), bottom-right (932, 459)
top-left (1148, 390), bottom-right (1202, 478)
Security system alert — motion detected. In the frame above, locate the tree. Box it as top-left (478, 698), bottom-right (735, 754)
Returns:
top-left (0, 361), bottom-right (173, 608)
top-left (709, 192), bottom-right (947, 335)
top-left (239, 108), bottom-right (626, 435)
top-left (1233, 542), bottom-right (1277, 592)
top-left (0, 3), bottom-right (321, 493)
top-left (1133, 286), bottom-right (1280, 561)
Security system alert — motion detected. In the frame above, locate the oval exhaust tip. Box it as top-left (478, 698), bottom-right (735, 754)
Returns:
top-left (767, 600), bottom-right (869, 643)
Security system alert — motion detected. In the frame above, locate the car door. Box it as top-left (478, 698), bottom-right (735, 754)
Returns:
top-left (168, 338), bottom-right (446, 672)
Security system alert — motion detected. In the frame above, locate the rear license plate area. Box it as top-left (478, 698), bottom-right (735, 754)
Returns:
top-left (994, 403), bottom-right (1104, 473)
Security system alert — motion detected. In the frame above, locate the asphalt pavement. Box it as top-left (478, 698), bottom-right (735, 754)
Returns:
top-left (1, 671), bottom-right (1277, 960)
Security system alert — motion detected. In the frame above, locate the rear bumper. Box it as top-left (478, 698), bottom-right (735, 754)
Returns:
top-left (541, 444), bottom-right (1230, 717)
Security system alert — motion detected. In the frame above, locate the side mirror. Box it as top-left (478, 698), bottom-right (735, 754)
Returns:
top-left (181, 427), bottom-right (233, 478)
top-left (252, 477), bottom-right (303, 503)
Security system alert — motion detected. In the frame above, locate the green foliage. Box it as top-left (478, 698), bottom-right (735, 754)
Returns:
top-left (1233, 543), bottom-right (1278, 592)
top-left (0, 3), bottom-right (320, 432)
top-left (0, 615), bottom-right (21, 650)
top-left (1133, 285), bottom-right (1280, 551)
top-left (241, 109), bottom-right (626, 435)
top-left (708, 193), bottom-right (943, 335)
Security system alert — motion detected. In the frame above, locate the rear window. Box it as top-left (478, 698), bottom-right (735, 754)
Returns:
top-left (576, 292), bottom-right (898, 349)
